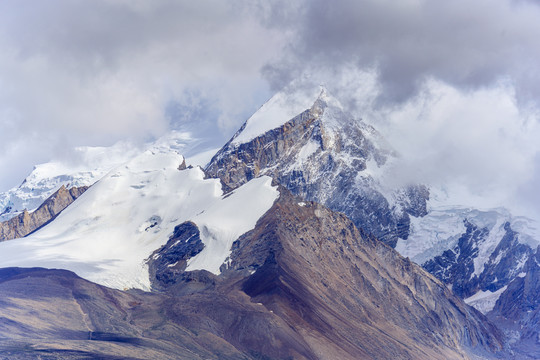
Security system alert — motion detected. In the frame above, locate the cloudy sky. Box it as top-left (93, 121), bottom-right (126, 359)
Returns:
top-left (1, 0), bottom-right (540, 219)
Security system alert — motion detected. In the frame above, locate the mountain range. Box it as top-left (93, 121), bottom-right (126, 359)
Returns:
top-left (0, 85), bottom-right (538, 359)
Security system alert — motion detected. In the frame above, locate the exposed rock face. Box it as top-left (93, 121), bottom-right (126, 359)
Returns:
top-left (0, 185), bottom-right (87, 241)
top-left (148, 189), bottom-right (503, 359)
top-left (148, 221), bottom-right (205, 292)
top-left (488, 246), bottom-right (540, 359)
top-left (424, 220), bottom-right (533, 299)
top-left (206, 92), bottom-right (428, 247)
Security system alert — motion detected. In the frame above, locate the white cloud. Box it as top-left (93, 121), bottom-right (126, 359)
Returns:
top-left (373, 79), bottom-right (540, 216)
top-left (0, 0), bottom-right (539, 224)
top-left (0, 0), bottom-right (287, 190)
top-left (256, 0), bottom-right (540, 219)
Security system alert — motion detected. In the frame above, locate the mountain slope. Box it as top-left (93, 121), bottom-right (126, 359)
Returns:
top-left (0, 185), bottom-right (87, 241)
top-left (148, 188), bottom-right (504, 359)
top-left (0, 267), bottom-right (251, 360)
top-left (206, 85), bottom-right (539, 317)
top-left (0, 191), bottom-right (504, 359)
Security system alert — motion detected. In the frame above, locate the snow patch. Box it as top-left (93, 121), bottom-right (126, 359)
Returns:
top-left (396, 209), bottom-right (466, 264)
top-left (472, 215), bottom-right (508, 277)
top-left (465, 286), bottom-right (508, 314)
top-left (511, 216), bottom-right (540, 247)
top-left (295, 140), bottom-right (320, 165)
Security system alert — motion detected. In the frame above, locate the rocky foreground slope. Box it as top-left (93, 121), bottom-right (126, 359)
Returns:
top-left (0, 189), bottom-right (504, 359)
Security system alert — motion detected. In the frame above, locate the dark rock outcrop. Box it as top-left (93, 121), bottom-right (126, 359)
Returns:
top-left (148, 221), bottom-right (206, 292)
top-left (0, 185), bottom-right (88, 241)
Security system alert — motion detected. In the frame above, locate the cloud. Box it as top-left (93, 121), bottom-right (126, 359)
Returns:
top-left (375, 80), bottom-right (540, 206)
top-left (0, 0), bottom-right (286, 189)
top-left (0, 0), bottom-right (539, 223)
top-left (261, 0), bottom-right (540, 106)
top-left (255, 0), bottom-right (540, 219)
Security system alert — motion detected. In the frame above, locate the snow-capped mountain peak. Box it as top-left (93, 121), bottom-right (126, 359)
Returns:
top-left (206, 86), bottom-right (428, 248)
top-left (230, 85), bottom-right (326, 146)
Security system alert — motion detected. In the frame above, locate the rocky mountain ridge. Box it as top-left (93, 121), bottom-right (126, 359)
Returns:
top-left (0, 185), bottom-right (87, 241)
top-left (147, 188), bottom-right (505, 359)
top-left (0, 85), bottom-right (537, 358)
top-left (206, 88), bottom-right (429, 248)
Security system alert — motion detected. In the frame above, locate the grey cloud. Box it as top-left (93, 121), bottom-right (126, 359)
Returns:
top-left (261, 0), bottom-right (540, 106)
top-left (1, 0), bottom-right (539, 224)
top-left (0, 1), bottom-right (243, 70)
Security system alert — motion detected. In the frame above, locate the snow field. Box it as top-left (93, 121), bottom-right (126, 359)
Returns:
top-left (0, 149), bottom-right (278, 290)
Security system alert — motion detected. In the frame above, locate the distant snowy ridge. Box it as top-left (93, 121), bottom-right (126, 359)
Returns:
top-left (0, 131), bottom-right (215, 222)
top-left (397, 202), bottom-right (539, 268)
top-left (0, 141), bottom-right (139, 222)
top-left (395, 189), bottom-right (540, 314)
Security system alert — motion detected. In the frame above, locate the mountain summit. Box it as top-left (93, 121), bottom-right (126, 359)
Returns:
top-left (207, 85), bottom-right (429, 247)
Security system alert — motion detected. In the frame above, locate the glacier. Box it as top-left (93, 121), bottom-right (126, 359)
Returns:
top-left (0, 146), bottom-right (278, 290)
